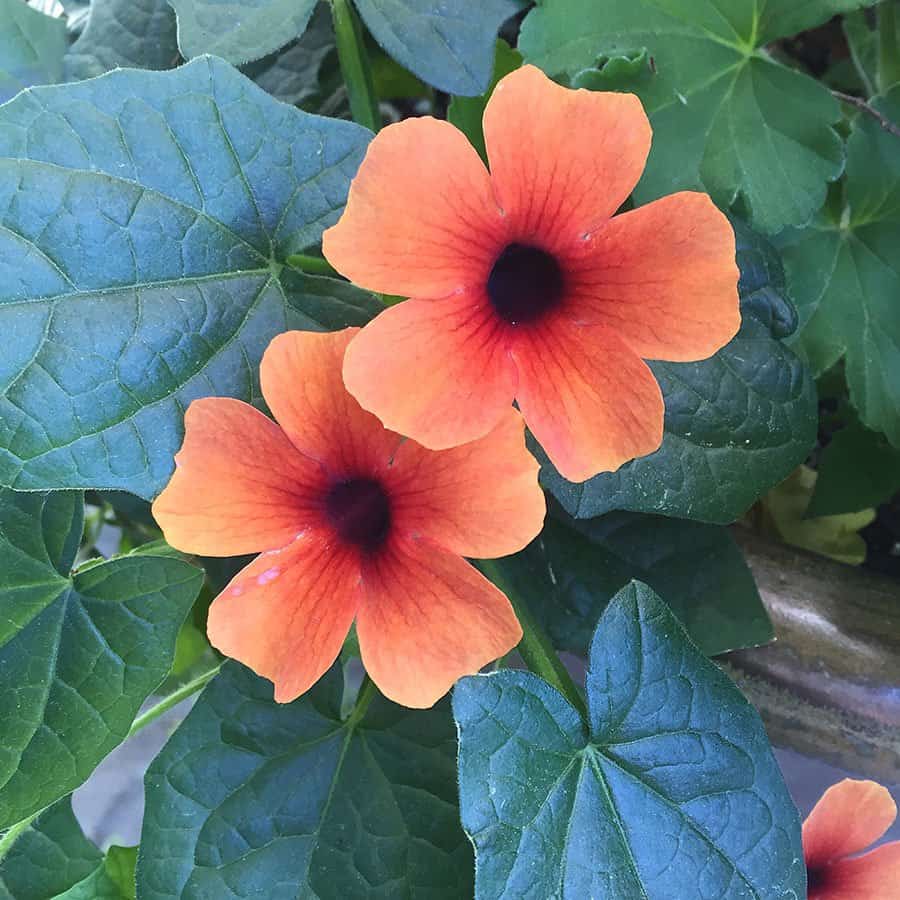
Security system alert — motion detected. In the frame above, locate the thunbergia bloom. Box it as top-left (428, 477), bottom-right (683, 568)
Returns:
top-left (323, 65), bottom-right (740, 482)
top-left (804, 778), bottom-right (900, 898)
top-left (152, 329), bottom-right (545, 708)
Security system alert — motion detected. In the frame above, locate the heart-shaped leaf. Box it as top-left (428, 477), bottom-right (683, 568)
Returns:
top-left (454, 581), bottom-right (805, 898)
top-left (0, 488), bottom-right (202, 829)
top-left (0, 0), bottom-right (66, 102)
top-left (539, 219), bottom-right (818, 524)
top-left (519, 0), bottom-right (855, 234)
top-left (493, 512), bottom-right (772, 657)
top-left (777, 86), bottom-right (900, 446)
top-left (0, 797), bottom-right (134, 900)
top-left (0, 56), bottom-right (379, 500)
top-left (137, 663), bottom-right (472, 899)
top-left (64, 0), bottom-right (179, 81)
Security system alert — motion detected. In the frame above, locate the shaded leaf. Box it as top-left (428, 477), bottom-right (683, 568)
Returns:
top-left (761, 464), bottom-right (875, 564)
top-left (493, 512), bottom-right (772, 657)
top-left (541, 219), bottom-right (817, 523)
top-left (0, 56), bottom-right (379, 500)
top-left (0, 487), bottom-right (203, 829)
top-left (810, 421), bottom-right (900, 516)
top-left (0, 0), bottom-right (66, 102)
top-left (354, 0), bottom-right (521, 96)
top-left (170, 0), bottom-right (317, 65)
top-left (137, 662), bottom-right (472, 899)
top-left (777, 86), bottom-right (900, 446)
top-left (448, 39), bottom-right (521, 162)
top-left (519, 0), bottom-right (858, 233)
top-left (454, 582), bottom-right (805, 899)
top-left (64, 0), bottom-right (179, 80)
top-left (0, 797), bottom-right (134, 899)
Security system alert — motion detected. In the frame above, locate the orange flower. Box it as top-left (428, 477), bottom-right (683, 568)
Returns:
top-left (804, 778), bottom-right (900, 898)
top-left (152, 329), bottom-right (545, 708)
top-left (323, 65), bottom-right (740, 482)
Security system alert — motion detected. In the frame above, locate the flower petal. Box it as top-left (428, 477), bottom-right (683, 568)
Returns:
top-left (804, 779), bottom-right (898, 868)
top-left (483, 65), bottom-right (651, 250)
top-left (343, 294), bottom-right (518, 450)
top-left (207, 532), bottom-right (361, 703)
top-left (567, 192), bottom-right (741, 361)
top-left (261, 329), bottom-right (400, 476)
top-left (387, 408), bottom-right (545, 558)
top-left (152, 398), bottom-right (328, 556)
top-left (810, 842), bottom-right (900, 899)
top-left (511, 318), bottom-right (664, 482)
top-left (323, 117), bottom-right (505, 298)
top-left (357, 538), bottom-right (522, 708)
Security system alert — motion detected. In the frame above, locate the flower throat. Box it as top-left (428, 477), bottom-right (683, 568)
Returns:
top-left (487, 242), bottom-right (565, 325)
top-left (325, 477), bottom-right (391, 552)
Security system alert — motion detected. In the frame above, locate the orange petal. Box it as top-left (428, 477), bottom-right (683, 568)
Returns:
top-left (387, 408), bottom-right (545, 558)
top-left (357, 538), bottom-right (522, 708)
top-left (804, 779), bottom-right (898, 868)
top-left (810, 843), bottom-right (900, 900)
top-left (152, 398), bottom-right (328, 556)
top-left (207, 532), bottom-right (361, 703)
top-left (342, 293), bottom-right (518, 450)
top-left (261, 329), bottom-right (400, 476)
top-left (511, 318), bottom-right (664, 482)
top-left (322, 117), bottom-right (505, 298)
top-left (483, 65), bottom-right (651, 251)
top-left (567, 192), bottom-right (740, 361)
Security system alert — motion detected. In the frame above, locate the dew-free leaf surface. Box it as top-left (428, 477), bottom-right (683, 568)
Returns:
top-left (0, 488), bottom-right (202, 829)
top-left (454, 582), bottom-right (805, 899)
top-left (137, 662), bottom-right (472, 899)
top-left (0, 57), bottom-right (379, 499)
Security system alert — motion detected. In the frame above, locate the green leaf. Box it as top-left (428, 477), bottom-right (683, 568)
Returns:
top-left (570, 46), bottom-right (656, 93)
top-left (777, 86), bottom-right (900, 446)
top-left (493, 512), bottom-right (772, 657)
top-left (0, 487), bottom-right (203, 829)
top-left (241, 3), bottom-right (342, 111)
top-left (0, 797), bottom-right (134, 899)
top-left (540, 219), bottom-right (818, 523)
top-left (64, 0), bottom-right (179, 81)
top-left (0, 56), bottom-right (379, 500)
top-left (453, 582), bottom-right (805, 898)
top-left (0, 0), bottom-right (67, 103)
top-left (448, 39), bottom-right (521, 162)
top-left (810, 421), bottom-right (900, 516)
top-left (519, 0), bottom-right (860, 233)
top-left (354, 0), bottom-right (521, 96)
top-left (170, 0), bottom-right (318, 65)
top-left (843, 8), bottom-right (882, 95)
top-left (137, 663), bottom-right (472, 899)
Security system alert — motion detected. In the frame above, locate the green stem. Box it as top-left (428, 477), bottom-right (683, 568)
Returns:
top-left (0, 663), bottom-right (223, 861)
top-left (126, 663), bottom-right (222, 739)
top-left (331, 0), bottom-right (380, 132)
top-left (286, 253), bottom-right (339, 277)
top-left (346, 675), bottom-right (378, 728)
top-left (476, 559), bottom-right (587, 718)
top-left (880, 1), bottom-right (900, 93)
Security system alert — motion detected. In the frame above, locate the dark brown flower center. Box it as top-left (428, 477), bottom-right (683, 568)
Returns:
top-left (325, 477), bottom-right (391, 552)
top-left (487, 242), bottom-right (564, 325)
top-left (806, 864), bottom-right (826, 893)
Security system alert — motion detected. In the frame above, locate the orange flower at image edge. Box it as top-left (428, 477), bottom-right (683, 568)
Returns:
top-left (804, 779), bottom-right (900, 898)
top-left (323, 64), bottom-right (741, 482)
top-left (152, 329), bottom-right (546, 708)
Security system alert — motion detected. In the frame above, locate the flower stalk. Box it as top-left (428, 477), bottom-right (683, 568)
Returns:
top-left (880, 1), bottom-right (900, 93)
top-left (331, 0), bottom-right (381, 132)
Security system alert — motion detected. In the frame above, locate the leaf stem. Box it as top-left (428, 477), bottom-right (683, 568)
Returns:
top-left (831, 89), bottom-right (900, 138)
top-left (331, 0), bottom-right (380, 132)
top-left (0, 814), bottom-right (35, 863)
top-left (476, 559), bottom-right (587, 718)
top-left (126, 663), bottom-right (222, 739)
top-left (346, 675), bottom-right (378, 728)
top-left (286, 253), bottom-right (339, 277)
top-left (879, 1), bottom-right (900, 93)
